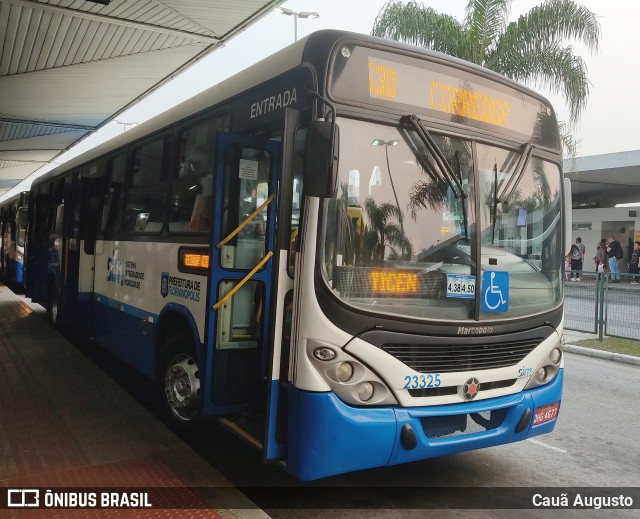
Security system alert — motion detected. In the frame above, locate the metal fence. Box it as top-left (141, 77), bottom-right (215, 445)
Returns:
top-left (564, 271), bottom-right (640, 340)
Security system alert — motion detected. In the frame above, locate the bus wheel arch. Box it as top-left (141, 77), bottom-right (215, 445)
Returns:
top-left (156, 310), bottom-right (202, 426)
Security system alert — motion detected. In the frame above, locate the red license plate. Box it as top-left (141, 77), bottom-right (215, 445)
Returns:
top-left (533, 402), bottom-right (560, 425)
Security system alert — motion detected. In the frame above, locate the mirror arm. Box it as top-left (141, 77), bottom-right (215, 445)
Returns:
top-left (307, 89), bottom-right (337, 153)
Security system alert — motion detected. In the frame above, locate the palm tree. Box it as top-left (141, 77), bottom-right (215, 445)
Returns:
top-left (363, 197), bottom-right (412, 263)
top-left (371, 0), bottom-right (600, 153)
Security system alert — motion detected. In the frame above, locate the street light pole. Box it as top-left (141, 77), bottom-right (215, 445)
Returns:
top-left (371, 138), bottom-right (406, 258)
top-left (274, 7), bottom-right (319, 42)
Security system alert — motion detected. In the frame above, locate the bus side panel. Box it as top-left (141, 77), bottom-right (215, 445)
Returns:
top-left (91, 297), bottom-right (157, 377)
top-left (74, 240), bottom-right (96, 336)
top-left (27, 235), bottom-right (50, 306)
top-left (287, 387), bottom-right (396, 481)
top-left (91, 239), bottom-right (207, 377)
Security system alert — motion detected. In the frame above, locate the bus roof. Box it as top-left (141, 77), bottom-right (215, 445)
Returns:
top-left (32, 30), bottom-right (558, 188)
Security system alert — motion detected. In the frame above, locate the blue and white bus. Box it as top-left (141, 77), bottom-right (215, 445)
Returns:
top-left (0, 191), bottom-right (29, 286)
top-left (25, 30), bottom-right (566, 481)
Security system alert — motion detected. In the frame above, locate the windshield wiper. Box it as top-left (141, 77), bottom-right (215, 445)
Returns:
top-left (491, 163), bottom-right (498, 243)
top-left (403, 114), bottom-right (469, 242)
top-left (497, 142), bottom-right (534, 203)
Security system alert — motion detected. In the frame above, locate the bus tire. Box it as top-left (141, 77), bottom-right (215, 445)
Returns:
top-left (47, 279), bottom-right (60, 328)
top-left (161, 334), bottom-right (202, 427)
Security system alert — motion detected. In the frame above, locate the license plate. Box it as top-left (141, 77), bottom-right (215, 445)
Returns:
top-left (533, 402), bottom-right (560, 425)
top-left (447, 274), bottom-right (475, 298)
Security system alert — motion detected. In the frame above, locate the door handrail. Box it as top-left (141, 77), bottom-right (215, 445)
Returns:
top-left (217, 193), bottom-right (276, 249)
top-left (212, 251), bottom-right (273, 310)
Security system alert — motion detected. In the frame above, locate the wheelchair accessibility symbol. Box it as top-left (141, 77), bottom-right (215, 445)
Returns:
top-left (481, 271), bottom-right (509, 312)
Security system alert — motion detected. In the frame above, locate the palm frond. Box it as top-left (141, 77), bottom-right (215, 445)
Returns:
top-left (408, 177), bottom-right (449, 220)
top-left (464, 0), bottom-right (512, 64)
top-left (489, 41), bottom-right (589, 124)
top-left (559, 120), bottom-right (581, 168)
top-left (372, 1), bottom-right (466, 57)
top-left (509, 0), bottom-right (600, 54)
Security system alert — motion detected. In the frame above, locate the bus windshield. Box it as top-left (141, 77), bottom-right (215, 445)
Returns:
top-left (322, 117), bottom-right (563, 321)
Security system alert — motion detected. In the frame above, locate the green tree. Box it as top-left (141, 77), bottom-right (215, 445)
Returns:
top-left (372, 0), bottom-right (600, 154)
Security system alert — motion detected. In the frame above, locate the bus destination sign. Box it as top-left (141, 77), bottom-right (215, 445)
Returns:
top-left (329, 45), bottom-right (560, 149)
top-left (368, 56), bottom-right (513, 129)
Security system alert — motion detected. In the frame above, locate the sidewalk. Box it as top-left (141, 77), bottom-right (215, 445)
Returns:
top-left (0, 283), bottom-right (268, 517)
top-left (563, 329), bottom-right (640, 367)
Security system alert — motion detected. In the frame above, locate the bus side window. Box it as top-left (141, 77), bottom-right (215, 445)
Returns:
top-left (169, 114), bottom-right (229, 233)
top-left (33, 189), bottom-right (51, 237)
top-left (124, 137), bottom-right (169, 234)
top-left (54, 203), bottom-right (64, 236)
top-left (16, 208), bottom-right (28, 248)
top-left (102, 153), bottom-right (127, 235)
top-left (220, 146), bottom-right (270, 270)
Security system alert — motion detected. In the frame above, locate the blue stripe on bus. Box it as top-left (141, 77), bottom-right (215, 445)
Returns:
top-left (79, 293), bottom-right (157, 378)
top-left (288, 369), bottom-right (564, 481)
top-left (89, 292), bottom-right (159, 322)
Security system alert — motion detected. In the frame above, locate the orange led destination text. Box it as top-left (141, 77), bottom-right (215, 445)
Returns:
top-left (369, 271), bottom-right (418, 294)
top-left (430, 81), bottom-right (511, 128)
top-left (183, 253), bottom-right (210, 269)
top-left (369, 60), bottom-right (397, 99)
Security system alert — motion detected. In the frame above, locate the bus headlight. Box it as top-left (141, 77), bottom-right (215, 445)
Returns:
top-left (549, 348), bottom-right (562, 364)
top-left (357, 382), bottom-right (374, 401)
top-left (313, 347), bottom-right (336, 361)
top-left (336, 362), bottom-right (354, 382)
top-left (535, 367), bottom-right (548, 383)
top-left (524, 342), bottom-right (561, 390)
top-left (307, 339), bottom-right (398, 406)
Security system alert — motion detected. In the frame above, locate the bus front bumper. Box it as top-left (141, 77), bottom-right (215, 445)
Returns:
top-left (288, 368), bottom-right (563, 481)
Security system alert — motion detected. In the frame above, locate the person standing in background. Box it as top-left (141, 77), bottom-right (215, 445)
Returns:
top-left (594, 240), bottom-right (607, 276)
top-left (606, 236), bottom-right (623, 282)
top-left (569, 244), bottom-right (582, 281)
top-left (575, 237), bottom-right (585, 279)
top-left (630, 241), bottom-right (640, 284)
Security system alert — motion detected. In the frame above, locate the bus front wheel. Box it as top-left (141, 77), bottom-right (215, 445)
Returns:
top-left (47, 280), bottom-right (60, 328)
top-left (161, 336), bottom-right (202, 426)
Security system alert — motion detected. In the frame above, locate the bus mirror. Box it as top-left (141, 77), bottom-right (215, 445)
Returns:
top-left (303, 121), bottom-right (339, 198)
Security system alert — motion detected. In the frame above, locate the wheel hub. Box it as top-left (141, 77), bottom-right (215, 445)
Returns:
top-left (165, 354), bottom-right (200, 421)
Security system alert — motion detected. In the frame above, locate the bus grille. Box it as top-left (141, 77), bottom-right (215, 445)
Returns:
top-left (421, 408), bottom-right (508, 439)
top-left (407, 378), bottom-right (516, 398)
top-left (382, 338), bottom-right (540, 373)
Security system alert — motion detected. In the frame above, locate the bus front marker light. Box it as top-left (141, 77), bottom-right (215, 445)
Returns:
top-left (549, 348), bottom-right (562, 364)
top-left (536, 367), bottom-right (548, 383)
top-left (336, 362), bottom-right (354, 382)
top-left (357, 382), bottom-right (374, 401)
top-left (313, 347), bottom-right (336, 361)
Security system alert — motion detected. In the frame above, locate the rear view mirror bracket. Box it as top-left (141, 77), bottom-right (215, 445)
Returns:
top-left (303, 91), bottom-right (340, 198)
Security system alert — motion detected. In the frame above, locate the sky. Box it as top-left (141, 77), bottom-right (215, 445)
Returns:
top-left (8, 0), bottom-right (640, 196)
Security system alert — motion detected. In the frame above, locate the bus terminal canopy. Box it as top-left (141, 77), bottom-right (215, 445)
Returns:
top-left (0, 0), bottom-right (283, 198)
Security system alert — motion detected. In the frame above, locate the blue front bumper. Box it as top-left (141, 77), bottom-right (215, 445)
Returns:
top-left (288, 368), bottom-right (563, 481)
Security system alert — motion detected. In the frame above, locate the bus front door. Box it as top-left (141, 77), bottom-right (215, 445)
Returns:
top-left (205, 133), bottom-right (284, 459)
top-left (53, 178), bottom-right (81, 326)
